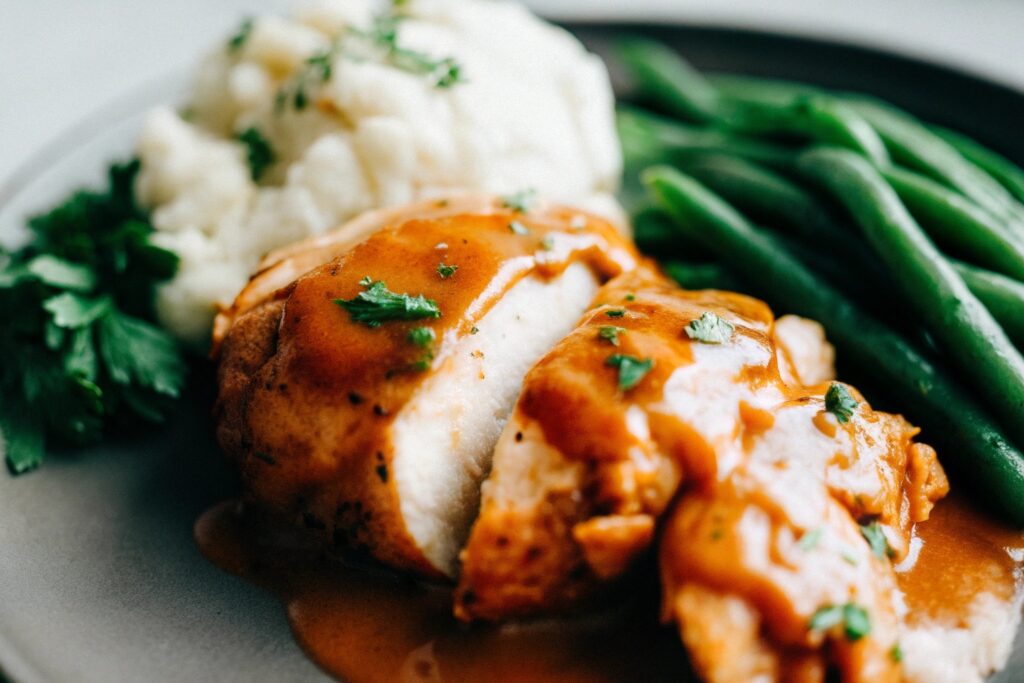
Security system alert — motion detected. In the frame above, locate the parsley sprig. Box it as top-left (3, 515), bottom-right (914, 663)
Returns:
top-left (685, 311), bottom-right (734, 344)
top-left (808, 603), bottom-right (871, 642)
top-left (236, 127), bottom-right (275, 181)
top-left (825, 383), bottom-right (859, 423)
top-left (605, 354), bottom-right (654, 391)
top-left (335, 278), bottom-right (441, 327)
top-left (0, 160), bottom-right (187, 474)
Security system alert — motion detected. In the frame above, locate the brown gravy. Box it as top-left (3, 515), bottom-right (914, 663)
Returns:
top-left (895, 495), bottom-right (1024, 624)
top-left (196, 501), bottom-right (693, 682)
top-left (197, 493), bottom-right (1024, 682)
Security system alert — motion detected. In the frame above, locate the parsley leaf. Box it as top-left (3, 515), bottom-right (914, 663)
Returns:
top-left (43, 293), bottom-right (111, 329)
top-left (825, 383), bottom-right (859, 423)
top-left (408, 326), bottom-right (436, 347)
top-left (508, 221), bottom-right (530, 236)
top-left (808, 603), bottom-right (871, 642)
top-left (98, 309), bottom-right (187, 397)
top-left (236, 127), bottom-right (275, 181)
top-left (605, 354), bottom-right (654, 391)
top-left (797, 527), bottom-right (823, 551)
top-left (860, 522), bottom-right (894, 560)
top-left (437, 262), bottom-right (458, 279)
top-left (605, 309), bottom-right (626, 318)
top-left (501, 189), bottom-right (537, 213)
top-left (599, 326), bottom-right (625, 346)
top-left (685, 312), bottom-right (734, 344)
top-left (227, 18), bottom-right (254, 53)
top-left (335, 279), bottom-right (441, 327)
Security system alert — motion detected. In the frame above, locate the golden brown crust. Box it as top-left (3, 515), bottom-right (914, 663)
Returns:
top-left (213, 197), bottom-right (636, 578)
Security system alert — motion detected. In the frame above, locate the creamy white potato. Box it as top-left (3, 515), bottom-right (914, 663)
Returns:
top-left (135, 0), bottom-right (622, 345)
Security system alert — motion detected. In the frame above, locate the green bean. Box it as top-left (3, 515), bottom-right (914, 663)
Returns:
top-left (883, 166), bottom-right (1024, 281)
top-left (798, 147), bottom-right (1024, 445)
top-left (616, 38), bottom-right (722, 123)
top-left (632, 205), bottom-right (713, 260)
top-left (711, 74), bottom-right (1024, 225)
top-left (845, 100), bottom-right (1024, 224)
top-left (727, 96), bottom-right (889, 166)
top-left (662, 261), bottom-right (741, 290)
top-left (954, 261), bottom-right (1024, 348)
top-left (709, 74), bottom-right (823, 106)
top-left (674, 153), bottom-right (867, 257)
top-left (617, 107), bottom-right (796, 170)
top-left (642, 165), bottom-right (1024, 523)
top-left (932, 126), bottom-right (1024, 204)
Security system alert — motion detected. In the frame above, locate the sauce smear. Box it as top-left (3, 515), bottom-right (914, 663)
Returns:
top-left (896, 495), bottom-right (1024, 623)
top-left (196, 501), bottom-right (693, 683)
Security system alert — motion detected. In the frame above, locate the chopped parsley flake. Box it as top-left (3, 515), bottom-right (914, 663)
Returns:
top-left (408, 326), bottom-right (435, 347)
top-left (501, 189), bottom-right (537, 213)
top-left (625, 293), bottom-right (636, 301)
top-left (797, 527), bottom-right (823, 551)
top-left (236, 127), bottom-right (275, 181)
top-left (685, 312), bottom-right (734, 344)
top-left (227, 18), bottom-right (253, 53)
top-left (889, 643), bottom-right (903, 662)
top-left (605, 309), bottom-right (626, 318)
top-left (437, 262), bottom-right (458, 279)
top-left (860, 522), bottom-right (894, 560)
top-left (335, 279), bottom-right (441, 327)
top-left (605, 354), bottom-right (653, 391)
top-left (508, 221), bottom-right (530, 236)
top-left (808, 603), bottom-right (871, 642)
top-left (540, 235), bottom-right (555, 251)
top-left (825, 383), bottom-right (859, 424)
top-left (470, 326), bottom-right (480, 335)
top-left (599, 326), bottom-right (626, 346)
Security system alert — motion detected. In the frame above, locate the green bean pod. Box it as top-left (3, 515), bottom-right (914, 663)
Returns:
top-left (883, 166), bottom-right (1024, 281)
top-left (616, 38), bottom-right (722, 123)
top-left (642, 165), bottom-right (1024, 523)
top-left (727, 96), bottom-right (889, 166)
top-left (798, 147), bottom-right (1024, 446)
top-left (955, 261), bottom-right (1024, 349)
top-left (846, 100), bottom-right (1024, 224)
top-left (662, 261), bottom-right (741, 291)
top-left (932, 126), bottom-right (1024, 203)
top-left (617, 107), bottom-right (796, 170)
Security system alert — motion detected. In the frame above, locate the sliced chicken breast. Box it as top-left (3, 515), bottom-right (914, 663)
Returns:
top-left (214, 197), bottom-right (637, 578)
top-left (455, 268), bottom-right (947, 630)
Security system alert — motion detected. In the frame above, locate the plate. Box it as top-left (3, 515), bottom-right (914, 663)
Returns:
top-left (1, 23), bottom-right (1021, 683)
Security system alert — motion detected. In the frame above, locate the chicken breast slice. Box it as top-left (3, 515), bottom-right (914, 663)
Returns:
top-left (455, 270), bottom-right (946, 627)
top-left (215, 197), bottom-right (637, 578)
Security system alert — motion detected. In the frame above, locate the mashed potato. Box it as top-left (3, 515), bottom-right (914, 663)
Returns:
top-left (135, 0), bottom-right (622, 345)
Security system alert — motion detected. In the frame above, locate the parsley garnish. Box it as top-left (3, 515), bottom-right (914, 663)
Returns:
top-left (605, 354), bottom-right (653, 391)
top-left (540, 235), bottom-right (555, 251)
top-left (860, 522), bottom-right (894, 560)
top-left (825, 383), bottom-right (859, 423)
top-left (889, 643), bottom-right (903, 662)
top-left (599, 326), bottom-right (625, 346)
top-left (335, 279), bottom-right (441, 327)
top-left (408, 326), bottom-right (435, 347)
top-left (0, 160), bottom-right (186, 474)
top-left (227, 18), bottom-right (253, 53)
top-left (501, 189), bottom-right (537, 213)
top-left (407, 326), bottom-right (436, 371)
top-left (808, 603), bottom-right (871, 642)
top-left (508, 221), bottom-right (530, 236)
top-left (605, 309), bottom-right (626, 318)
top-left (355, 17), bottom-right (465, 88)
top-left (797, 527), bottom-right (823, 551)
top-left (685, 312), bottom-right (734, 344)
top-left (236, 127), bottom-right (275, 181)
top-left (437, 262), bottom-right (458, 279)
